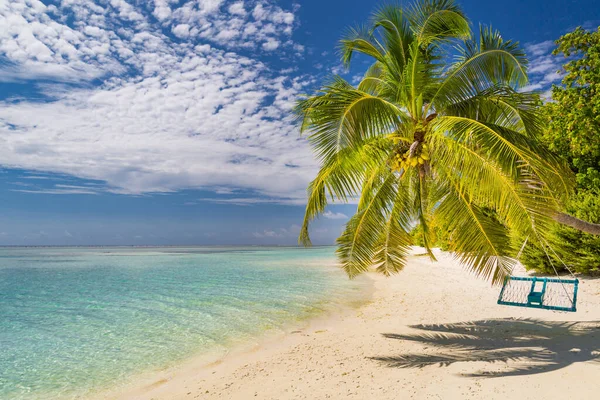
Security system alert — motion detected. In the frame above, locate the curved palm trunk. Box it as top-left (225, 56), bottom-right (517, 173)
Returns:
top-left (553, 212), bottom-right (600, 235)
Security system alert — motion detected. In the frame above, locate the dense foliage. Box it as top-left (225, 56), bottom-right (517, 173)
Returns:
top-left (296, 0), bottom-right (572, 283)
top-left (521, 27), bottom-right (600, 274)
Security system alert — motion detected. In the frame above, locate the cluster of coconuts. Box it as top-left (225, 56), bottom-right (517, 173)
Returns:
top-left (391, 143), bottom-right (430, 172)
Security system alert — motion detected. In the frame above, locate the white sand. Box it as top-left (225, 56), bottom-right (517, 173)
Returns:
top-left (107, 250), bottom-right (600, 400)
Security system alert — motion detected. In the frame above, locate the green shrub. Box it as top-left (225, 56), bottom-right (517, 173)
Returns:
top-left (519, 27), bottom-right (600, 275)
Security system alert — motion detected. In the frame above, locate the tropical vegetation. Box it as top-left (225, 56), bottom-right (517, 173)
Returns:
top-left (521, 27), bottom-right (600, 274)
top-left (295, 0), bottom-right (579, 283)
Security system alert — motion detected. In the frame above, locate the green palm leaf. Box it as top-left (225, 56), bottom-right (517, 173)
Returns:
top-left (433, 177), bottom-right (515, 284)
top-left (373, 178), bottom-right (414, 275)
top-left (407, 0), bottom-right (470, 45)
top-left (299, 137), bottom-right (391, 246)
top-left (296, 77), bottom-right (408, 163)
top-left (337, 172), bottom-right (399, 277)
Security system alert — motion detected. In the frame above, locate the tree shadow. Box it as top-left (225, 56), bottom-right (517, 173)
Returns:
top-left (371, 318), bottom-right (600, 377)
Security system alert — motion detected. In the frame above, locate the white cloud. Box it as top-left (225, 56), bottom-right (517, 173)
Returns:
top-left (198, 197), bottom-right (304, 206)
top-left (323, 211), bottom-right (348, 220)
top-left (252, 4), bottom-right (267, 21)
top-left (84, 26), bottom-right (104, 38)
top-left (352, 73), bottom-right (363, 84)
top-left (228, 2), bottom-right (246, 16)
top-left (271, 10), bottom-right (294, 25)
top-left (11, 187), bottom-right (100, 195)
top-left (293, 43), bottom-right (305, 54)
top-left (522, 39), bottom-right (564, 97)
top-left (262, 38), bottom-right (280, 51)
top-left (520, 83), bottom-right (543, 92)
top-left (152, 1), bottom-right (172, 21)
top-left (252, 224), bottom-right (301, 238)
top-left (0, 1), bottom-right (315, 203)
top-left (213, 187), bottom-right (237, 195)
top-left (0, 0), bottom-right (301, 82)
top-left (165, 0), bottom-right (296, 49)
top-left (525, 40), bottom-right (555, 57)
top-left (331, 64), bottom-right (345, 75)
top-left (253, 230), bottom-right (279, 238)
top-left (172, 24), bottom-right (191, 38)
top-left (20, 175), bottom-right (55, 180)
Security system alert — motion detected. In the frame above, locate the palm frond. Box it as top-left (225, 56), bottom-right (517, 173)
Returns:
top-left (372, 5), bottom-right (414, 69)
top-left (431, 116), bottom-right (572, 204)
top-left (337, 172), bottom-right (398, 277)
top-left (299, 137), bottom-right (391, 246)
top-left (433, 177), bottom-right (515, 284)
top-left (407, 0), bottom-right (470, 45)
top-left (429, 131), bottom-right (554, 243)
top-left (431, 25), bottom-right (528, 111)
top-left (357, 62), bottom-right (389, 94)
top-left (339, 26), bottom-right (386, 68)
top-left (443, 85), bottom-right (543, 135)
top-left (373, 177), bottom-right (414, 275)
top-left (296, 77), bottom-right (408, 164)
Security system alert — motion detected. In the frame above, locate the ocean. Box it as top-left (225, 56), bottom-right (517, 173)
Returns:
top-left (0, 246), bottom-right (367, 399)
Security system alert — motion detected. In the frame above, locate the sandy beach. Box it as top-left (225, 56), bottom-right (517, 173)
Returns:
top-left (108, 250), bottom-right (600, 400)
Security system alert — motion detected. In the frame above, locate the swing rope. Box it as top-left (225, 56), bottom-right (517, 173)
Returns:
top-left (537, 236), bottom-right (577, 307)
top-left (516, 236), bottom-right (529, 259)
top-left (541, 236), bottom-right (577, 279)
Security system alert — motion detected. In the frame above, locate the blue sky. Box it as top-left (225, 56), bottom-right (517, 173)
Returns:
top-left (0, 0), bottom-right (598, 246)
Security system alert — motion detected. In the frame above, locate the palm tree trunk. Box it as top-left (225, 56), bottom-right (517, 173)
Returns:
top-left (553, 212), bottom-right (600, 235)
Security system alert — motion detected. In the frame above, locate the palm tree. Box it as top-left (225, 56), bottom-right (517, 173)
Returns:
top-left (295, 0), bottom-right (574, 283)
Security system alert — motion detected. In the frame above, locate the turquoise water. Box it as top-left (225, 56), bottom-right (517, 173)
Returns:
top-left (0, 247), bottom-right (366, 399)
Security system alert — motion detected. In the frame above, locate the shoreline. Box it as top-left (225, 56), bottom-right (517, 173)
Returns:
top-left (92, 269), bottom-right (376, 400)
top-left (100, 298), bottom-right (371, 400)
top-left (98, 250), bottom-right (600, 400)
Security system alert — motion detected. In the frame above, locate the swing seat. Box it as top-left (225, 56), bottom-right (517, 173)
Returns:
top-left (527, 289), bottom-right (544, 306)
top-left (498, 276), bottom-right (579, 312)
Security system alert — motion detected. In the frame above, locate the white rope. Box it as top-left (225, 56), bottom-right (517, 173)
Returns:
top-left (537, 236), bottom-right (576, 306)
top-left (542, 236), bottom-right (577, 279)
top-left (516, 236), bottom-right (529, 260)
top-left (511, 219), bottom-right (576, 309)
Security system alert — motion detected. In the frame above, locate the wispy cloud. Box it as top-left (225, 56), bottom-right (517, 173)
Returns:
top-left (197, 197), bottom-right (304, 206)
top-left (0, 1), bottom-right (315, 203)
top-left (252, 229), bottom-right (281, 238)
top-left (19, 175), bottom-right (56, 180)
top-left (252, 224), bottom-right (301, 239)
top-left (323, 210), bottom-right (348, 220)
top-left (526, 40), bottom-right (555, 57)
top-left (522, 39), bottom-right (564, 98)
top-left (8, 181), bottom-right (113, 195)
top-left (11, 187), bottom-right (100, 195)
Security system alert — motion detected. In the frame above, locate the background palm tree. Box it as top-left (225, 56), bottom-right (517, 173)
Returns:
top-left (295, 0), bottom-right (575, 283)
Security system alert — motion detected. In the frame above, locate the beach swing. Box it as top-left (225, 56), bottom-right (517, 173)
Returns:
top-left (497, 237), bottom-right (579, 312)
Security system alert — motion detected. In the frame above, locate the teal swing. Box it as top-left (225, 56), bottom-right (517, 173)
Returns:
top-left (498, 276), bottom-right (579, 312)
top-left (497, 238), bottom-right (579, 313)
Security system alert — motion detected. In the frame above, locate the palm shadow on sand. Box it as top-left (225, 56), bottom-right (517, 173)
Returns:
top-left (371, 318), bottom-right (600, 377)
